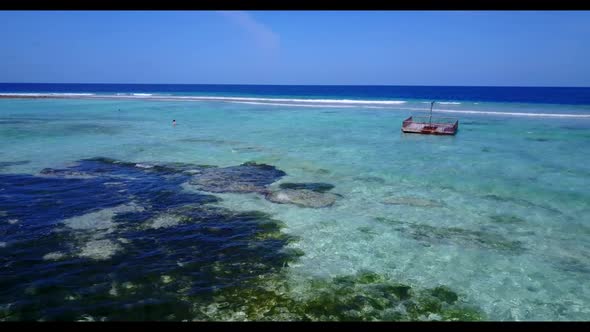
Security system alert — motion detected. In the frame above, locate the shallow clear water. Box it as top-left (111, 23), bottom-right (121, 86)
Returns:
top-left (1, 96), bottom-right (589, 321)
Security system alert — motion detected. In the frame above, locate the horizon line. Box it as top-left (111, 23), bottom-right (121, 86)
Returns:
top-left (1, 82), bottom-right (589, 89)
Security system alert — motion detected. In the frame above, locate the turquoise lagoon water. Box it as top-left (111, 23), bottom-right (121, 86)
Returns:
top-left (1, 94), bottom-right (589, 321)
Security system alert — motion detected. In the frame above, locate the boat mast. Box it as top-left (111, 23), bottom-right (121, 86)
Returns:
top-left (429, 101), bottom-right (435, 125)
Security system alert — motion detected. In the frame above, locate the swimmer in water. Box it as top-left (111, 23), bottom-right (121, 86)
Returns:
top-left (172, 120), bottom-right (176, 126)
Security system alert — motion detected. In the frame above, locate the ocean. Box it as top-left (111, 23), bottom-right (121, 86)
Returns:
top-left (1, 83), bottom-right (589, 321)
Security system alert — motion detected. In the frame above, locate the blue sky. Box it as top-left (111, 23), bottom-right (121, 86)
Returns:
top-left (0, 11), bottom-right (589, 86)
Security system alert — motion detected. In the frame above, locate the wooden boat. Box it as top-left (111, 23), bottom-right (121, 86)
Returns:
top-left (401, 101), bottom-right (458, 135)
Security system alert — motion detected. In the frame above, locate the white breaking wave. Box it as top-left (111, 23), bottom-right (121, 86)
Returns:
top-left (0, 93), bottom-right (95, 97)
top-left (146, 95), bottom-right (407, 105)
top-left (117, 93), bottom-right (153, 96)
top-left (1, 92), bottom-right (589, 118)
top-left (0, 92), bottom-right (406, 105)
top-left (50, 93), bottom-right (95, 96)
top-left (228, 101), bottom-right (358, 108)
top-left (178, 96), bottom-right (407, 105)
top-left (229, 101), bottom-right (590, 117)
top-left (393, 106), bottom-right (590, 118)
top-left (430, 109), bottom-right (590, 118)
top-left (421, 101), bottom-right (461, 105)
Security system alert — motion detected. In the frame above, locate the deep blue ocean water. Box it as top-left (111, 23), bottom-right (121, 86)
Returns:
top-left (1, 83), bottom-right (590, 105)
